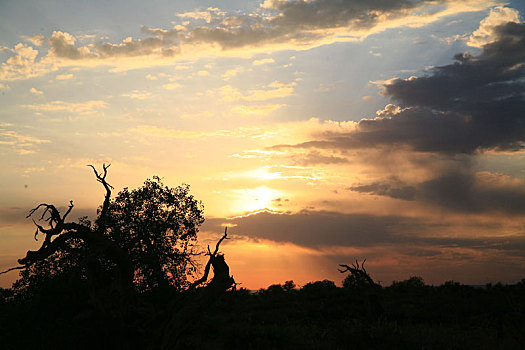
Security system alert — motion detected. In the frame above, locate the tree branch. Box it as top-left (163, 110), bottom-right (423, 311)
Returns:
top-left (0, 266), bottom-right (24, 276)
top-left (190, 227), bottom-right (228, 289)
top-left (339, 259), bottom-right (379, 288)
top-left (88, 163), bottom-right (113, 231)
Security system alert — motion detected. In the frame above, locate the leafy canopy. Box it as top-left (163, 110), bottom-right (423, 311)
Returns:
top-left (106, 176), bottom-right (204, 291)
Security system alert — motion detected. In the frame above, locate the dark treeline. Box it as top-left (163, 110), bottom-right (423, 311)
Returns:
top-left (1, 276), bottom-right (525, 349)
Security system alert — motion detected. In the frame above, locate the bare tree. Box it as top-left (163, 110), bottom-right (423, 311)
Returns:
top-left (339, 259), bottom-right (380, 289)
top-left (13, 164), bottom-right (134, 305)
top-left (339, 260), bottom-right (383, 318)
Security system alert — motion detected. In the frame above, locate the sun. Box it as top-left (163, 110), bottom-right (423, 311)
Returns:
top-left (230, 186), bottom-right (283, 213)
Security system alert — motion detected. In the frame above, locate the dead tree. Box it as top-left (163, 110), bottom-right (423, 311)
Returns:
top-left (338, 259), bottom-right (380, 289)
top-left (339, 259), bottom-right (384, 318)
top-left (4, 164), bottom-right (135, 310)
top-left (158, 227), bottom-right (235, 349)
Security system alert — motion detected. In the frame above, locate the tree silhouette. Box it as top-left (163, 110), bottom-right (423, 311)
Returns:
top-left (10, 165), bottom-right (207, 296)
top-left (12, 164), bottom-right (134, 306)
top-left (339, 259), bottom-right (379, 290)
top-left (105, 176), bottom-right (203, 291)
top-left (340, 260), bottom-right (384, 318)
top-left (0, 164), bottom-right (235, 348)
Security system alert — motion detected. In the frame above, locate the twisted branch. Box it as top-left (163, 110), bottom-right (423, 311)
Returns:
top-left (339, 259), bottom-right (379, 288)
top-left (88, 164), bottom-right (113, 231)
top-left (190, 227), bottom-right (230, 289)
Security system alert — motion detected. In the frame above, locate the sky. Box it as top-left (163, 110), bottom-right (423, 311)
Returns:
top-left (1, 0), bottom-right (525, 289)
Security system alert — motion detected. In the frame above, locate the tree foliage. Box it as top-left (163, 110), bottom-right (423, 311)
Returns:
top-left (106, 176), bottom-right (204, 291)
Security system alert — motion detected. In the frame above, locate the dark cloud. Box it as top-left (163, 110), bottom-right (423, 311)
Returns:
top-left (142, 0), bottom-right (444, 50)
top-left (277, 21), bottom-right (525, 155)
top-left (291, 150), bottom-right (349, 166)
top-left (202, 209), bottom-right (525, 256)
top-left (348, 168), bottom-right (525, 215)
top-left (268, 0), bottom-right (427, 29)
top-left (48, 31), bottom-right (94, 60)
top-left (97, 37), bottom-right (178, 58)
top-left (418, 169), bottom-right (525, 214)
top-left (48, 31), bottom-right (178, 60)
top-left (203, 210), bottom-right (422, 248)
top-left (349, 177), bottom-right (416, 200)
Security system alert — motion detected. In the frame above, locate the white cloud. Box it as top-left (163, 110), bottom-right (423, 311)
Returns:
top-left (162, 82), bottom-right (182, 90)
top-left (221, 67), bottom-right (243, 80)
top-left (0, 125), bottom-right (51, 155)
top-left (218, 81), bottom-right (295, 102)
top-left (56, 73), bottom-right (74, 80)
top-left (30, 87), bottom-right (43, 95)
top-left (22, 100), bottom-right (108, 114)
top-left (376, 104), bottom-right (403, 116)
top-left (121, 90), bottom-right (152, 99)
top-left (232, 104), bottom-right (284, 116)
top-left (0, 43), bottom-right (54, 81)
top-left (467, 6), bottom-right (521, 48)
top-left (25, 34), bottom-right (45, 46)
top-left (253, 58), bottom-right (275, 66)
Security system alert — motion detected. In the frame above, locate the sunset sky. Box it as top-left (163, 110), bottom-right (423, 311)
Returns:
top-left (1, 0), bottom-right (525, 289)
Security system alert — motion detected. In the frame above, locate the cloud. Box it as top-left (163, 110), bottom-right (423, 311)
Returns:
top-left (162, 82), bottom-right (183, 90)
top-left (0, 43), bottom-right (55, 81)
top-left (0, 0), bottom-right (497, 80)
top-left (0, 130), bottom-right (50, 145)
top-left (268, 80), bottom-right (296, 88)
top-left (232, 104), bottom-right (284, 116)
top-left (349, 168), bottom-right (525, 215)
top-left (56, 73), bottom-right (74, 80)
top-left (467, 6), bottom-right (521, 48)
top-left (290, 150), bottom-right (349, 166)
top-left (376, 103), bottom-right (402, 116)
top-left (253, 58), bottom-right (275, 66)
top-left (217, 82), bottom-right (295, 102)
top-left (203, 209), bottom-right (525, 255)
top-left (29, 87), bottom-right (43, 95)
top-left (204, 209), bottom-right (422, 248)
top-left (349, 178), bottom-right (416, 201)
top-left (417, 170), bottom-right (525, 215)
top-left (129, 124), bottom-right (280, 139)
top-left (276, 12), bottom-right (525, 155)
top-left (48, 31), bottom-right (177, 60)
top-left (243, 86), bottom-right (294, 101)
top-left (0, 125), bottom-right (50, 154)
top-left (21, 100), bottom-right (108, 114)
top-left (25, 34), bottom-right (45, 46)
top-left (121, 90), bottom-right (152, 99)
top-left (221, 67), bottom-right (243, 80)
